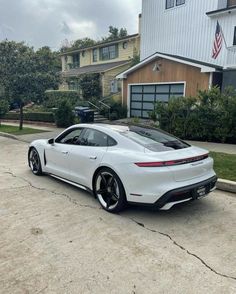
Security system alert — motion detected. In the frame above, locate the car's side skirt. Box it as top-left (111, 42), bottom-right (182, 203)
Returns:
top-left (49, 174), bottom-right (93, 194)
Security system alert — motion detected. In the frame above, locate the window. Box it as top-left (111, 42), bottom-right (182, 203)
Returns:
top-left (56, 128), bottom-right (83, 145)
top-left (72, 53), bottom-right (80, 68)
top-left (93, 49), bottom-right (98, 62)
top-left (228, 0), bottom-right (236, 8)
top-left (166, 0), bottom-right (174, 9)
top-left (233, 27), bottom-right (236, 46)
top-left (120, 126), bottom-right (189, 152)
top-left (176, 0), bottom-right (185, 6)
top-left (80, 129), bottom-right (116, 147)
top-left (166, 0), bottom-right (185, 9)
top-left (100, 44), bottom-right (118, 60)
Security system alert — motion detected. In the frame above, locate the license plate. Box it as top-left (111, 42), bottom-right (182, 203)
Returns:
top-left (196, 186), bottom-right (206, 198)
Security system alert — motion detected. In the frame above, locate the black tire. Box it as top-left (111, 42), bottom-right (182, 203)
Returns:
top-left (28, 147), bottom-right (43, 176)
top-left (94, 167), bottom-right (126, 213)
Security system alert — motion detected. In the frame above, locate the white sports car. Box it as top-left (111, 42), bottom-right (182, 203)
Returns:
top-left (28, 123), bottom-right (217, 213)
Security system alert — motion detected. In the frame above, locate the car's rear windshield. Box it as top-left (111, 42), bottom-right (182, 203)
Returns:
top-left (120, 125), bottom-right (190, 151)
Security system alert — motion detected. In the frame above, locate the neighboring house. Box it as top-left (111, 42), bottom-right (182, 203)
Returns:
top-left (117, 0), bottom-right (236, 118)
top-left (59, 34), bottom-right (140, 98)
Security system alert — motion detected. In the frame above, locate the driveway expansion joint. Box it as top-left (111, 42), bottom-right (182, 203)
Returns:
top-left (129, 218), bottom-right (236, 282)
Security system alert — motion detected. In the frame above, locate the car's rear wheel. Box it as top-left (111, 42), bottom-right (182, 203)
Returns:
top-left (29, 148), bottom-right (42, 175)
top-left (94, 168), bottom-right (126, 213)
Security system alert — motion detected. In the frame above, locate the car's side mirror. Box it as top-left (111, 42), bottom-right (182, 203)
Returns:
top-left (48, 138), bottom-right (54, 145)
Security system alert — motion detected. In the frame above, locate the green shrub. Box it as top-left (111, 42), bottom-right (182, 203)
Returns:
top-left (4, 112), bottom-right (55, 123)
top-left (101, 100), bottom-right (127, 120)
top-left (55, 100), bottom-right (74, 127)
top-left (44, 90), bottom-right (80, 108)
top-left (151, 87), bottom-right (236, 143)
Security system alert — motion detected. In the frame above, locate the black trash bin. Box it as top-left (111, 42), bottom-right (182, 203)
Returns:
top-left (75, 107), bottom-right (94, 123)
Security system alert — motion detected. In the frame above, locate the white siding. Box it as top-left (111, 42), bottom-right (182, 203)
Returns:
top-left (141, 0), bottom-right (236, 67)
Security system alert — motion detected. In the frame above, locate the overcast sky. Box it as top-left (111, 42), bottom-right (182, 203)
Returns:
top-left (0, 0), bottom-right (142, 50)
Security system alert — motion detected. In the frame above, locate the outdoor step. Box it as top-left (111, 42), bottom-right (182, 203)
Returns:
top-left (94, 117), bottom-right (108, 122)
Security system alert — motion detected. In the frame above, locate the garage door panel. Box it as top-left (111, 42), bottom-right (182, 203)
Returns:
top-left (130, 83), bottom-right (184, 118)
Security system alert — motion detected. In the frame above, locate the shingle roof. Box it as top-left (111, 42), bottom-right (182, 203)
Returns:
top-left (62, 60), bottom-right (131, 77)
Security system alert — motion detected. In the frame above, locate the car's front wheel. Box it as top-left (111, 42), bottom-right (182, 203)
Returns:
top-left (94, 168), bottom-right (126, 213)
top-left (28, 147), bottom-right (42, 175)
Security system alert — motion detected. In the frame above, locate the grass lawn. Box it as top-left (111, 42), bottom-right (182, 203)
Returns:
top-left (210, 152), bottom-right (236, 182)
top-left (0, 124), bottom-right (47, 135)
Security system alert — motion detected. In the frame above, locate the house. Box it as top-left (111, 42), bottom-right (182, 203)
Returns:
top-left (117, 0), bottom-right (236, 118)
top-left (59, 34), bottom-right (140, 98)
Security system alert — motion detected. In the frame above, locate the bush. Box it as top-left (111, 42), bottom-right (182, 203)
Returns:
top-left (152, 87), bottom-right (236, 143)
top-left (101, 100), bottom-right (127, 120)
top-left (55, 100), bottom-right (74, 127)
top-left (44, 90), bottom-right (80, 108)
top-left (4, 112), bottom-right (55, 123)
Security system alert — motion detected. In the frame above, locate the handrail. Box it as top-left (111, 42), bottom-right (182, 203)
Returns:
top-left (98, 100), bottom-right (111, 120)
top-left (87, 101), bottom-right (100, 111)
top-left (99, 101), bottom-right (111, 109)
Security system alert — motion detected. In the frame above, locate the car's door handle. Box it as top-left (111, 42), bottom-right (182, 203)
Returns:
top-left (62, 151), bottom-right (69, 155)
top-left (89, 156), bottom-right (97, 160)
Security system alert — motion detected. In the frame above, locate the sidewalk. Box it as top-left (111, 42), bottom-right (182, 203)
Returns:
top-left (186, 140), bottom-right (236, 155)
top-left (1, 121), bottom-right (236, 154)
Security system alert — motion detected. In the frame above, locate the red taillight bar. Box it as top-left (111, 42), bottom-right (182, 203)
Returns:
top-left (135, 154), bottom-right (209, 167)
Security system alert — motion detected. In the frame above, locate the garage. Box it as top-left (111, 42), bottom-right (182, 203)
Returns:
top-left (117, 52), bottom-right (222, 118)
top-left (130, 83), bottom-right (185, 118)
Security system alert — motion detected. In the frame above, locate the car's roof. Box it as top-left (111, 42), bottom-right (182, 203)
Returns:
top-left (72, 123), bottom-right (130, 133)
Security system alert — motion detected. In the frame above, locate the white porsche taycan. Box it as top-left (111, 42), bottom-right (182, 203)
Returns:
top-left (28, 123), bottom-right (217, 213)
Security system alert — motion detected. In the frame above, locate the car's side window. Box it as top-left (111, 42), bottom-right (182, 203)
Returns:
top-left (56, 128), bottom-right (83, 145)
top-left (79, 129), bottom-right (110, 147)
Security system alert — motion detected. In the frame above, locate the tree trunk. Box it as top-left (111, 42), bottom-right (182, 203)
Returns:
top-left (19, 103), bottom-right (23, 130)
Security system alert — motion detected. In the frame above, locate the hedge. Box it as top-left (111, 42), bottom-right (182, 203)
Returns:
top-left (44, 90), bottom-right (80, 108)
top-left (4, 112), bottom-right (55, 123)
top-left (150, 87), bottom-right (236, 144)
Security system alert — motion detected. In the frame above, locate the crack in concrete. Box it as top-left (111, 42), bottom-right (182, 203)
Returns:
top-left (129, 218), bottom-right (236, 282)
top-left (3, 171), bottom-right (98, 210)
top-left (3, 171), bottom-right (236, 282)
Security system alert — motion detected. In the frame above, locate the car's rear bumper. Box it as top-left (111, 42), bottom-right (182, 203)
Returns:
top-left (128, 176), bottom-right (217, 210)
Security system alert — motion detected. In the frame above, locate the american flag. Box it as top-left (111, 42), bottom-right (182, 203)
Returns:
top-left (212, 21), bottom-right (223, 59)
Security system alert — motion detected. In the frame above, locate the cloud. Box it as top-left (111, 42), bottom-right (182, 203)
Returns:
top-left (0, 0), bottom-right (141, 49)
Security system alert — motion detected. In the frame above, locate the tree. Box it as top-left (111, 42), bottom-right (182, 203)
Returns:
top-left (102, 26), bottom-right (128, 42)
top-left (70, 38), bottom-right (96, 51)
top-left (0, 41), bottom-right (60, 130)
top-left (78, 73), bottom-right (102, 99)
top-left (0, 99), bottom-right (9, 126)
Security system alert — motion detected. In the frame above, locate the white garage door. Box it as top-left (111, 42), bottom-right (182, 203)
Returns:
top-left (130, 83), bottom-right (184, 118)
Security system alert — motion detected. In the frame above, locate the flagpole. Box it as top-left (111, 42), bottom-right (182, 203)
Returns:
top-left (219, 23), bottom-right (228, 49)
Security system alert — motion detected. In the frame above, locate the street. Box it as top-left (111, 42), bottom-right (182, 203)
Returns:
top-left (0, 136), bottom-right (235, 294)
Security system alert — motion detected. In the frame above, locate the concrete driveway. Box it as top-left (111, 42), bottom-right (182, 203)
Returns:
top-left (0, 136), bottom-right (235, 294)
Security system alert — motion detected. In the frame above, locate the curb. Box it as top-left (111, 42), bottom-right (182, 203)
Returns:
top-left (0, 132), bottom-right (18, 140)
top-left (217, 179), bottom-right (236, 194)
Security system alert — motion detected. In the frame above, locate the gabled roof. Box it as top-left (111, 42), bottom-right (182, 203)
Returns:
top-left (206, 5), bottom-right (236, 16)
top-left (116, 52), bottom-right (223, 79)
top-left (62, 60), bottom-right (131, 77)
top-left (60, 34), bottom-right (139, 56)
